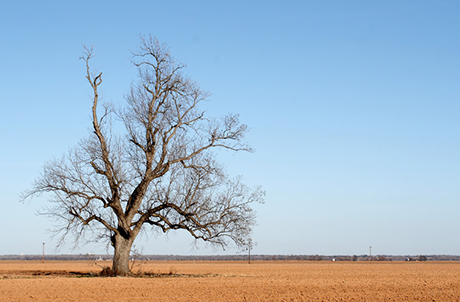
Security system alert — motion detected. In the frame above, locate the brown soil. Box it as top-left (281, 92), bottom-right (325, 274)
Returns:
top-left (1, 260), bottom-right (459, 301)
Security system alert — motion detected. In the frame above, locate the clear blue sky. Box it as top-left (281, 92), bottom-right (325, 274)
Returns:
top-left (1, 1), bottom-right (459, 256)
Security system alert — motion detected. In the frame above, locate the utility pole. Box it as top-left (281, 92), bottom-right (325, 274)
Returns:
top-left (42, 242), bottom-right (45, 263)
top-left (248, 238), bottom-right (252, 264)
top-left (245, 238), bottom-right (255, 264)
top-left (369, 246), bottom-right (372, 261)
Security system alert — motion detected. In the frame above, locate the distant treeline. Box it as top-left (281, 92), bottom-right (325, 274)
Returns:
top-left (1, 254), bottom-right (459, 262)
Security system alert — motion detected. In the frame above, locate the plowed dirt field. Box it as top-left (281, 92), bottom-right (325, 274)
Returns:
top-left (0, 260), bottom-right (459, 301)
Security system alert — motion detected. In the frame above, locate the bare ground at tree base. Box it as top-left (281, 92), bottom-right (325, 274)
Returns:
top-left (1, 260), bottom-right (459, 301)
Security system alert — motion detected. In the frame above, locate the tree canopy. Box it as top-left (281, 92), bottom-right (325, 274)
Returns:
top-left (22, 36), bottom-right (264, 275)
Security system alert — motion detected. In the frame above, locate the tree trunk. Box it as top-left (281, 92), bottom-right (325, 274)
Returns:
top-left (112, 234), bottom-right (134, 276)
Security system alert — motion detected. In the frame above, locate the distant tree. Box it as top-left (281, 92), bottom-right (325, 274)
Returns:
top-left (309, 254), bottom-right (323, 261)
top-left (22, 35), bottom-right (264, 276)
top-left (418, 255), bottom-right (427, 261)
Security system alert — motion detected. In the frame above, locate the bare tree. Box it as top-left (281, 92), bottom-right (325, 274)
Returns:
top-left (22, 35), bottom-right (264, 275)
